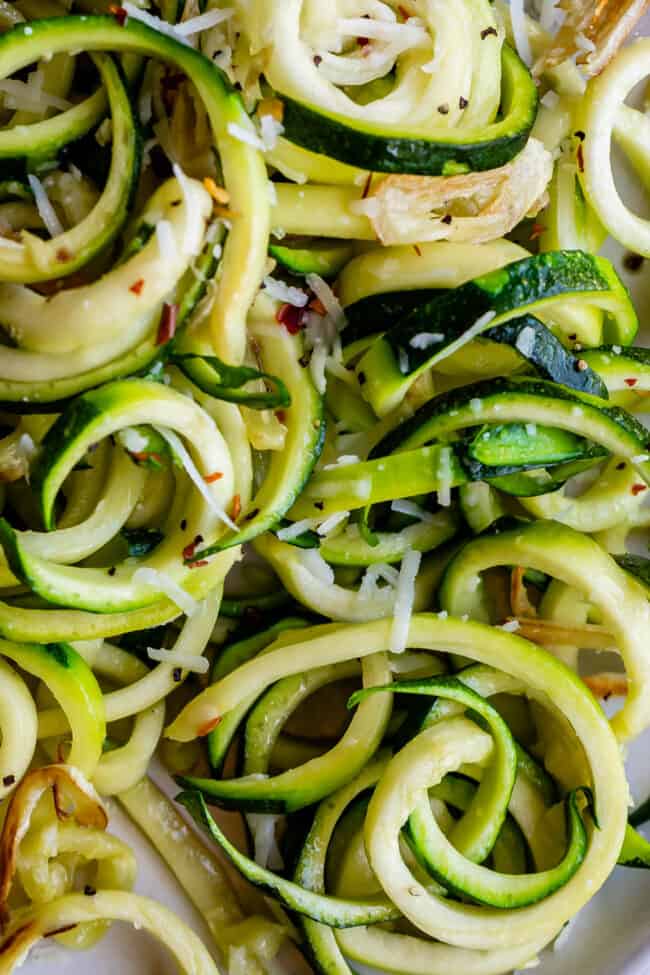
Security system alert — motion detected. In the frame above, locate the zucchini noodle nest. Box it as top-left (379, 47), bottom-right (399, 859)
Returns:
top-left (0, 1), bottom-right (650, 974)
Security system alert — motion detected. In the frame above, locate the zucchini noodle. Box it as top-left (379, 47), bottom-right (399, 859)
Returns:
top-left (0, 2), bottom-right (648, 974)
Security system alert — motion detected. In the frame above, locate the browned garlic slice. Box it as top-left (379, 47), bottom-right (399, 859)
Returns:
top-left (360, 138), bottom-right (552, 246)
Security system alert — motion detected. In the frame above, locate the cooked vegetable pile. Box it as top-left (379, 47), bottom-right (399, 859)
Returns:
top-left (1, 1), bottom-right (650, 973)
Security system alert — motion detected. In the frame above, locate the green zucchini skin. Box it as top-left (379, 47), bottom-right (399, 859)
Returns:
top-left (172, 354), bottom-right (291, 410)
top-left (278, 45), bottom-right (537, 175)
top-left (406, 787), bottom-right (589, 908)
top-left (355, 251), bottom-right (636, 415)
top-left (269, 237), bottom-right (354, 278)
top-left (175, 789), bottom-right (400, 927)
top-left (372, 377), bottom-right (650, 484)
top-left (484, 317), bottom-right (608, 399)
top-left (343, 288), bottom-right (445, 345)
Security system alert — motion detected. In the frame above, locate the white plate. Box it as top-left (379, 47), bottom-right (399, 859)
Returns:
top-left (21, 17), bottom-right (650, 975)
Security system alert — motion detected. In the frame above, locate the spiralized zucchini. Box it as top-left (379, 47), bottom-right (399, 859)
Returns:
top-left (0, 2), bottom-right (649, 974)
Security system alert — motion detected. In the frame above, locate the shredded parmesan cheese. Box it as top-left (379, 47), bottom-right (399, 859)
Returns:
top-left (305, 273), bottom-right (346, 330)
top-left (276, 519), bottom-right (315, 541)
top-left (226, 121), bottom-right (266, 151)
top-left (175, 7), bottom-right (235, 36)
top-left (391, 499), bottom-right (434, 523)
top-left (262, 276), bottom-right (308, 307)
top-left (153, 425), bottom-right (237, 531)
top-left (27, 174), bottom-right (63, 238)
top-left (133, 567), bottom-right (198, 617)
top-left (390, 550), bottom-right (421, 652)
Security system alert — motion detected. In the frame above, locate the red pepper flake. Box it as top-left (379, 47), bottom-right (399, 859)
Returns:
top-left (130, 451), bottom-right (163, 465)
top-left (361, 171), bottom-right (373, 199)
top-left (529, 223), bottom-right (546, 240)
top-left (413, 243), bottom-right (422, 256)
top-left (182, 534), bottom-right (204, 561)
top-left (313, 54), bottom-right (322, 66)
top-left (631, 483), bottom-right (647, 495)
top-left (309, 296), bottom-right (327, 315)
top-left (624, 377), bottom-right (639, 387)
top-left (108, 4), bottom-right (127, 25)
top-left (56, 247), bottom-right (71, 263)
top-left (231, 493), bottom-right (241, 520)
top-left (198, 715), bottom-right (222, 736)
top-left (276, 409), bottom-right (286, 423)
top-left (129, 278), bottom-right (145, 295)
top-left (188, 559), bottom-right (209, 569)
top-left (398, 4), bottom-right (411, 19)
top-left (156, 302), bottom-right (178, 346)
top-left (357, 36), bottom-right (370, 46)
top-left (204, 471), bottom-right (223, 483)
top-left (276, 302), bottom-right (307, 334)
top-left (576, 143), bottom-right (585, 173)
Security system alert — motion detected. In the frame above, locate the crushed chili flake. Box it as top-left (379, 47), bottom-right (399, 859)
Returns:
top-left (231, 493), bottom-right (241, 520)
top-left (56, 247), bottom-right (71, 263)
top-left (156, 302), bottom-right (178, 346)
top-left (357, 35), bottom-right (370, 46)
top-left (258, 97), bottom-right (284, 122)
top-left (204, 471), bottom-right (223, 483)
top-left (529, 222), bottom-right (546, 240)
top-left (129, 278), bottom-right (145, 295)
top-left (631, 483), bottom-right (647, 495)
top-left (361, 171), bottom-right (373, 199)
top-left (202, 177), bottom-right (230, 206)
top-left (130, 451), bottom-right (164, 465)
top-left (624, 377), bottom-right (639, 387)
top-left (576, 143), bottom-right (584, 173)
top-left (309, 296), bottom-right (327, 315)
top-left (198, 715), bottom-right (222, 736)
top-left (182, 534), bottom-right (204, 561)
top-left (276, 302), bottom-right (307, 334)
top-left (480, 26), bottom-right (498, 39)
top-left (413, 243), bottom-right (422, 256)
top-left (188, 559), bottom-right (209, 568)
top-left (398, 4), bottom-right (411, 18)
top-left (276, 409), bottom-right (286, 423)
top-left (108, 4), bottom-right (127, 25)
